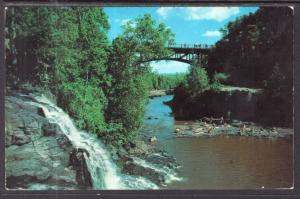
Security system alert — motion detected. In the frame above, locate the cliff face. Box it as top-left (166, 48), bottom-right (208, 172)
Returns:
top-left (169, 87), bottom-right (292, 128)
top-left (5, 92), bottom-right (92, 190)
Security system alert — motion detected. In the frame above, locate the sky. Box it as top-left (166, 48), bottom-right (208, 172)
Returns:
top-left (104, 6), bottom-right (258, 74)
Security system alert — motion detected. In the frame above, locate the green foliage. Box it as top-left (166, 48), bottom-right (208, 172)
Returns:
top-left (213, 73), bottom-right (229, 84)
top-left (5, 7), bottom-right (56, 84)
top-left (52, 8), bottom-right (111, 139)
top-left (210, 72), bottom-right (229, 91)
top-left (186, 64), bottom-right (210, 95)
top-left (6, 8), bottom-right (176, 145)
top-left (121, 14), bottom-right (175, 63)
top-left (149, 72), bottom-right (186, 90)
top-left (105, 14), bottom-right (174, 143)
top-left (6, 7), bottom-right (111, 140)
top-left (6, 8), bottom-right (175, 145)
top-left (205, 7), bottom-right (293, 126)
top-left (61, 82), bottom-right (107, 132)
top-left (207, 7), bottom-right (293, 91)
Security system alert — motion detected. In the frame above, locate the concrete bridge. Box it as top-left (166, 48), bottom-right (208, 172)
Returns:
top-left (146, 43), bottom-right (214, 65)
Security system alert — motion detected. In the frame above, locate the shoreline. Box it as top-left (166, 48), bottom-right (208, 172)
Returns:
top-left (149, 89), bottom-right (173, 98)
top-left (173, 117), bottom-right (293, 138)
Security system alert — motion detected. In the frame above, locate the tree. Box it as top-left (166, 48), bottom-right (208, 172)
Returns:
top-left (186, 64), bottom-right (209, 96)
top-left (205, 7), bottom-right (293, 127)
top-left (6, 7), bottom-right (112, 134)
top-left (5, 7), bottom-right (56, 85)
top-left (148, 72), bottom-right (186, 90)
top-left (52, 7), bottom-right (111, 133)
top-left (106, 14), bottom-right (174, 142)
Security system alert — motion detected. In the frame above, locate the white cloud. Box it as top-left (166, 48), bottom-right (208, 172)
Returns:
top-left (202, 30), bottom-right (222, 37)
top-left (115, 18), bottom-right (137, 28)
top-left (120, 18), bottom-right (131, 26)
top-left (156, 7), bottom-right (174, 19)
top-left (150, 61), bottom-right (189, 74)
top-left (185, 7), bottom-right (240, 22)
top-left (156, 7), bottom-right (240, 22)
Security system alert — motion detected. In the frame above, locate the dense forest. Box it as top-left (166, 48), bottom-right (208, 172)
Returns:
top-left (172, 7), bottom-right (293, 127)
top-left (5, 7), bottom-right (174, 145)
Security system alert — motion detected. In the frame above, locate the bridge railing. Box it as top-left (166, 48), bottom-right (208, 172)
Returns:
top-left (167, 43), bottom-right (214, 49)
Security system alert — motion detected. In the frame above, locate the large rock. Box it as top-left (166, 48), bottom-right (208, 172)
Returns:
top-left (123, 161), bottom-right (164, 185)
top-left (5, 93), bottom-right (92, 190)
top-left (69, 148), bottom-right (92, 187)
top-left (122, 152), bottom-right (180, 186)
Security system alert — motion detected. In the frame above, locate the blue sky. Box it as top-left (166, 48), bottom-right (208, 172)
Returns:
top-left (104, 6), bottom-right (258, 74)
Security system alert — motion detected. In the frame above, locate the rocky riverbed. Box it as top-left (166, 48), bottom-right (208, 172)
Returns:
top-left (174, 117), bottom-right (293, 138)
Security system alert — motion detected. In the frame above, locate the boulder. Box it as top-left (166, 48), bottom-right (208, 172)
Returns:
top-left (37, 107), bottom-right (46, 117)
top-left (127, 140), bottom-right (152, 155)
top-left (122, 152), bottom-right (180, 186)
top-left (123, 161), bottom-right (164, 185)
top-left (149, 136), bottom-right (157, 143)
top-left (69, 148), bottom-right (92, 187)
top-left (42, 123), bottom-right (59, 136)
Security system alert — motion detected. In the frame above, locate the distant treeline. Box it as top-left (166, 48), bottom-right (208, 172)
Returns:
top-left (149, 72), bottom-right (186, 90)
top-left (5, 7), bottom-right (174, 145)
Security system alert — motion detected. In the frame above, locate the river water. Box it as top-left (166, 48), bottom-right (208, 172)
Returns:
top-left (141, 95), bottom-right (293, 189)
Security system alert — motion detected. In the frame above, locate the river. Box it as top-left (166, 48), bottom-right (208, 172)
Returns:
top-left (141, 95), bottom-right (293, 189)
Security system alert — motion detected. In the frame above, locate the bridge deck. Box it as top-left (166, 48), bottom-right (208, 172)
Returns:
top-left (142, 43), bottom-right (213, 64)
top-left (167, 44), bottom-right (213, 53)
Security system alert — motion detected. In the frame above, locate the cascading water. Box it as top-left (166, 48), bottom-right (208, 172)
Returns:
top-left (26, 94), bottom-right (159, 190)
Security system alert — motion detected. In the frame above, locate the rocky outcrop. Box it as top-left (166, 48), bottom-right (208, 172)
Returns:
top-left (169, 86), bottom-right (292, 127)
top-left (170, 87), bottom-right (264, 122)
top-left (5, 93), bottom-right (92, 190)
top-left (108, 140), bottom-right (180, 187)
top-left (122, 153), bottom-right (180, 186)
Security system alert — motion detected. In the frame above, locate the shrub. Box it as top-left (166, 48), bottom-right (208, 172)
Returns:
top-left (210, 72), bottom-right (229, 91)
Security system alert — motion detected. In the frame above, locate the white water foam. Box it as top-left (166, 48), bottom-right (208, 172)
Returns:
top-left (26, 94), bottom-right (159, 190)
top-left (131, 157), bottom-right (183, 185)
top-left (24, 94), bottom-right (184, 189)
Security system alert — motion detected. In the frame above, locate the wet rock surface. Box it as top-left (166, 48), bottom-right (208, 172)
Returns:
top-left (110, 140), bottom-right (181, 187)
top-left (5, 93), bottom-right (92, 190)
top-left (174, 117), bottom-right (293, 138)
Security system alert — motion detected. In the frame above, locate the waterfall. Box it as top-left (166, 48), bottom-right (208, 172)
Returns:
top-left (26, 94), bottom-right (158, 190)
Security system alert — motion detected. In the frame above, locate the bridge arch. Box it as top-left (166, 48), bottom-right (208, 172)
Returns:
top-left (141, 43), bottom-right (213, 65)
top-left (149, 60), bottom-right (190, 74)
top-left (144, 57), bottom-right (193, 65)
